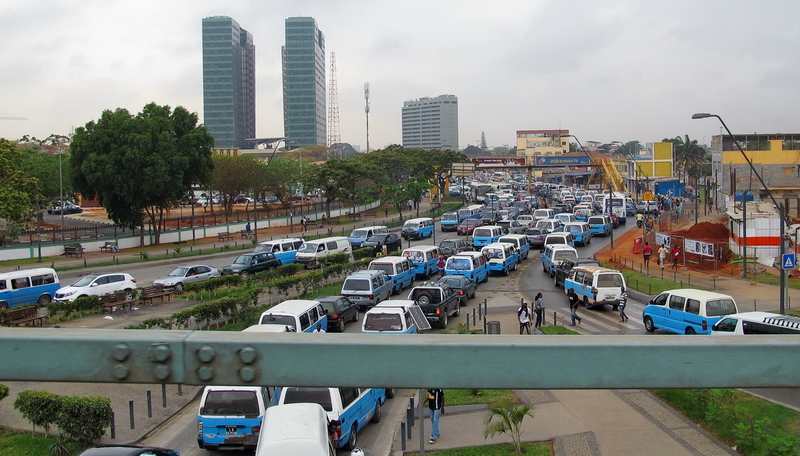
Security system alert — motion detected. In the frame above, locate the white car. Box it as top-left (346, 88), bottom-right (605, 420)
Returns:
top-left (54, 272), bottom-right (137, 302)
top-left (153, 264), bottom-right (220, 292)
top-left (516, 215), bottom-right (536, 228)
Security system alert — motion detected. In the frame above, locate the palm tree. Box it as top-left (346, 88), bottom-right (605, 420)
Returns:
top-left (484, 400), bottom-right (535, 454)
top-left (672, 135), bottom-right (707, 189)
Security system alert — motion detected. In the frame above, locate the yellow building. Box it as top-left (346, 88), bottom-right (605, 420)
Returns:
top-left (624, 142), bottom-right (675, 194)
top-left (515, 130), bottom-right (569, 160)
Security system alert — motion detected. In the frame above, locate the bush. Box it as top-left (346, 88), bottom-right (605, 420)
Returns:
top-left (54, 395), bottom-right (112, 444)
top-left (14, 390), bottom-right (61, 435)
top-left (0, 384), bottom-right (9, 402)
top-left (353, 248), bottom-right (374, 261)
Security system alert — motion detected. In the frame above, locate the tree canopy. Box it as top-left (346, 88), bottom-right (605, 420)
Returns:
top-left (70, 103), bottom-right (214, 244)
top-left (0, 139), bottom-right (41, 245)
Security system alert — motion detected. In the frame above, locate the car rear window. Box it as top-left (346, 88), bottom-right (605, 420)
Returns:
top-left (343, 278), bottom-right (370, 291)
top-left (364, 313), bottom-right (403, 331)
top-left (597, 273), bottom-right (623, 287)
top-left (283, 387), bottom-right (333, 411)
top-left (203, 390), bottom-right (260, 416)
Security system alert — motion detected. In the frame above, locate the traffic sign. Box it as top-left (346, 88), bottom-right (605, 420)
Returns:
top-left (782, 253), bottom-right (796, 270)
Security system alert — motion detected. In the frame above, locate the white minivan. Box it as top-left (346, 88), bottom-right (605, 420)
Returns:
top-left (643, 289), bottom-right (738, 335)
top-left (255, 403), bottom-right (336, 456)
top-left (295, 237), bottom-right (351, 266)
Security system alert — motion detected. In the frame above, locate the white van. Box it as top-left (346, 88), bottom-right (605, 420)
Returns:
top-left (362, 300), bottom-right (430, 334)
top-left (402, 217), bottom-right (434, 240)
top-left (712, 311), bottom-right (800, 335)
top-left (643, 289), bottom-right (738, 335)
top-left (533, 208), bottom-right (555, 221)
top-left (259, 299), bottom-right (328, 333)
top-left (541, 245), bottom-right (578, 276)
top-left (295, 237), bottom-right (351, 266)
top-left (498, 234), bottom-right (530, 260)
top-left (340, 270), bottom-right (392, 308)
top-left (563, 266), bottom-right (626, 310)
top-left (402, 245), bottom-right (442, 279)
top-left (348, 226), bottom-right (389, 249)
top-left (256, 403), bottom-right (336, 456)
top-left (253, 237), bottom-right (304, 264)
top-left (0, 268), bottom-right (60, 308)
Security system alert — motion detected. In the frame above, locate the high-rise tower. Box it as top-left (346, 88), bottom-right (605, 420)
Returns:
top-left (201, 16), bottom-right (255, 149)
top-left (401, 94), bottom-right (459, 150)
top-left (282, 17), bottom-right (326, 149)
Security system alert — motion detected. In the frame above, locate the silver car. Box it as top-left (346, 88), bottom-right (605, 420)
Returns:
top-left (153, 264), bottom-right (220, 292)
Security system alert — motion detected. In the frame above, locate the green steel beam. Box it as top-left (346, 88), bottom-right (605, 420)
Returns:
top-left (1, 328), bottom-right (798, 389)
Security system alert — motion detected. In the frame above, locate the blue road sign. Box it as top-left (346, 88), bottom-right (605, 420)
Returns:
top-left (782, 253), bottom-right (796, 270)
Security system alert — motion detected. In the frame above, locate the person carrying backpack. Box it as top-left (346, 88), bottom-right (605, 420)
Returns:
top-left (518, 301), bottom-right (532, 334)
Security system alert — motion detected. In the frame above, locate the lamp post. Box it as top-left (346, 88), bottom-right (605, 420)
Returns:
top-left (57, 147), bottom-right (65, 241)
top-left (692, 113), bottom-right (788, 314)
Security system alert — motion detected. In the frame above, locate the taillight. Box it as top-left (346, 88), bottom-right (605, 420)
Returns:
top-left (436, 308), bottom-right (441, 315)
top-left (369, 294), bottom-right (374, 299)
top-left (131, 278), bottom-right (137, 283)
top-left (252, 425), bottom-right (261, 435)
top-left (457, 290), bottom-right (465, 295)
top-left (332, 314), bottom-right (339, 319)
top-left (702, 321), bottom-right (707, 331)
top-left (197, 420), bottom-right (202, 433)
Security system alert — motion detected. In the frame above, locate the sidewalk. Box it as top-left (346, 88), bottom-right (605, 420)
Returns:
top-left (392, 298), bottom-right (738, 455)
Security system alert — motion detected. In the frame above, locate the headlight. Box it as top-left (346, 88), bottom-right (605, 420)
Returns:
top-left (62, 290), bottom-right (76, 297)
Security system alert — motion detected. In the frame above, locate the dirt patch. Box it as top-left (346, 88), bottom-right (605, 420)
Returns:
top-left (671, 221), bottom-right (730, 241)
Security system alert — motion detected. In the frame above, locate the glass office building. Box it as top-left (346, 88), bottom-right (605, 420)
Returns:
top-left (402, 95), bottom-right (459, 150)
top-left (202, 16), bottom-right (255, 149)
top-left (282, 17), bottom-right (326, 148)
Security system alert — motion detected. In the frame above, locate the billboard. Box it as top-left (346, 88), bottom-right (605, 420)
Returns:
top-left (534, 156), bottom-right (591, 167)
top-left (472, 157), bottom-right (527, 167)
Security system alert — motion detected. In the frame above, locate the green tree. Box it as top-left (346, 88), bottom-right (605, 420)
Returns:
top-left (259, 156), bottom-right (301, 210)
top-left (209, 154), bottom-right (263, 217)
top-left (665, 135), bottom-right (708, 188)
top-left (484, 400), bottom-right (535, 455)
top-left (70, 103), bottom-right (214, 245)
top-left (0, 139), bottom-right (41, 246)
top-left (18, 147), bottom-right (73, 202)
top-left (305, 159), bottom-right (374, 217)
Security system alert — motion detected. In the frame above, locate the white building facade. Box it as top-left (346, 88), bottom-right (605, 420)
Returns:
top-left (401, 94), bottom-right (459, 150)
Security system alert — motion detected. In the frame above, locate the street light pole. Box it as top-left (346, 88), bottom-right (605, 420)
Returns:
top-left (692, 113), bottom-right (788, 313)
top-left (58, 148), bottom-right (65, 241)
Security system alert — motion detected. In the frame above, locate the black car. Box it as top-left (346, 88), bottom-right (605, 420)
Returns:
top-left (360, 233), bottom-right (402, 254)
top-left (78, 446), bottom-right (179, 456)
top-left (480, 211), bottom-right (501, 225)
top-left (437, 275), bottom-right (476, 306)
top-left (552, 258), bottom-right (602, 288)
top-left (316, 295), bottom-right (359, 332)
top-left (439, 238), bottom-right (475, 258)
top-left (47, 201), bottom-right (83, 215)
top-left (221, 252), bottom-right (281, 278)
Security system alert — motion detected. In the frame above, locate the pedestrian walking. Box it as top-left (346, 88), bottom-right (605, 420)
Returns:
top-left (642, 242), bottom-right (652, 268)
top-left (384, 204), bottom-right (389, 217)
top-left (658, 244), bottom-right (669, 269)
top-left (618, 289), bottom-right (629, 322)
top-left (424, 389), bottom-right (445, 444)
top-left (568, 288), bottom-right (582, 325)
top-left (245, 222), bottom-right (252, 237)
top-left (671, 245), bottom-right (681, 270)
top-left (518, 301), bottom-right (532, 334)
top-left (533, 293), bottom-right (544, 328)
top-left (407, 199), bottom-right (414, 212)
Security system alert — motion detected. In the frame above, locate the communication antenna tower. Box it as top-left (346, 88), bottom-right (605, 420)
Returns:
top-left (364, 82), bottom-right (370, 153)
top-left (327, 51), bottom-right (341, 159)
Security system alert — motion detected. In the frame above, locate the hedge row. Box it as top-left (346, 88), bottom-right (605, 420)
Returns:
top-left (125, 260), bottom-right (367, 330)
top-left (46, 296), bottom-right (101, 317)
top-left (13, 390), bottom-right (111, 444)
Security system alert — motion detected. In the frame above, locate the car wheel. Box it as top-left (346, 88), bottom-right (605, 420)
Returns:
top-left (644, 316), bottom-right (656, 332)
top-left (346, 424), bottom-right (359, 450)
top-left (0, 301), bottom-right (8, 310)
top-left (371, 400), bottom-right (382, 423)
top-left (417, 292), bottom-right (433, 306)
top-left (174, 283), bottom-right (184, 293)
top-left (454, 304), bottom-right (461, 317)
top-left (439, 311), bottom-right (449, 329)
top-left (267, 266), bottom-right (276, 272)
top-left (470, 288), bottom-right (476, 299)
top-left (351, 307), bottom-right (360, 322)
top-left (685, 327), bottom-right (696, 335)
top-left (38, 294), bottom-right (52, 306)
top-left (543, 263), bottom-right (547, 272)
top-left (386, 388), bottom-right (395, 398)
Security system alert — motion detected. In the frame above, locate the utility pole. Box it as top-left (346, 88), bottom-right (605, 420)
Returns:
top-left (364, 83), bottom-right (370, 153)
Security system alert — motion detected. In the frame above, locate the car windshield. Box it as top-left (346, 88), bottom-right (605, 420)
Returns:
top-left (484, 248), bottom-right (503, 259)
top-left (297, 243), bottom-right (318, 253)
top-left (473, 228), bottom-right (492, 237)
top-left (168, 267), bottom-right (189, 277)
top-left (439, 278), bottom-right (464, 288)
top-left (233, 255), bottom-right (253, 265)
top-left (368, 263), bottom-right (394, 275)
top-left (350, 229), bottom-right (369, 239)
top-left (252, 243), bottom-right (274, 253)
top-left (366, 235), bottom-right (387, 242)
top-left (282, 387), bottom-right (333, 411)
top-left (442, 213), bottom-right (458, 221)
top-left (202, 390), bottom-right (259, 416)
top-left (566, 225), bottom-right (581, 233)
top-left (597, 273), bottom-right (624, 287)
top-left (259, 314), bottom-right (296, 328)
top-left (71, 276), bottom-right (98, 287)
top-left (364, 313), bottom-right (403, 331)
top-left (342, 278), bottom-right (370, 291)
top-left (447, 258), bottom-right (471, 270)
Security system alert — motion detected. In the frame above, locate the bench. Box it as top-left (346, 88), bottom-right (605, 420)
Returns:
top-left (218, 232), bottom-right (234, 242)
top-left (99, 241), bottom-right (119, 252)
top-left (346, 212), bottom-right (362, 220)
top-left (364, 210), bottom-right (378, 217)
top-left (63, 243), bottom-right (84, 258)
top-left (239, 230), bottom-right (255, 239)
top-left (100, 291), bottom-right (134, 313)
top-left (2, 306), bottom-right (46, 327)
top-left (140, 285), bottom-right (172, 305)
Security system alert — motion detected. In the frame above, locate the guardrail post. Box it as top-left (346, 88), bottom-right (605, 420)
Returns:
top-left (129, 400), bottom-right (135, 429)
top-left (146, 390), bottom-right (152, 418)
top-left (161, 384), bottom-right (167, 408)
top-left (408, 397), bottom-right (415, 429)
top-left (401, 423), bottom-right (407, 450)
top-left (110, 411), bottom-right (116, 439)
top-left (178, 384), bottom-right (183, 396)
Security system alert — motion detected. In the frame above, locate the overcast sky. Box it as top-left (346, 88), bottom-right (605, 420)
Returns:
top-left (1, 0), bottom-right (798, 150)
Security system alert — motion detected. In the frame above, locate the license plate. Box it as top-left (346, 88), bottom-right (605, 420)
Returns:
top-left (605, 295), bottom-right (614, 300)
top-left (226, 426), bottom-right (237, 436)
top-left (349, 296), bottom-right (365, 301)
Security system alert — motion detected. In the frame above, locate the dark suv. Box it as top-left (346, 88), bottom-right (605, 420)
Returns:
top-left (407, 283), bottom-right (460, 329)
top-left (439, 239), bottom-right (474, 258)
top-left (221, 252), bottom-right (281, 278)
top-left (315, 296), bottom-right (359, 332)
top-left (552, 258), bottom-right (602, 288)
